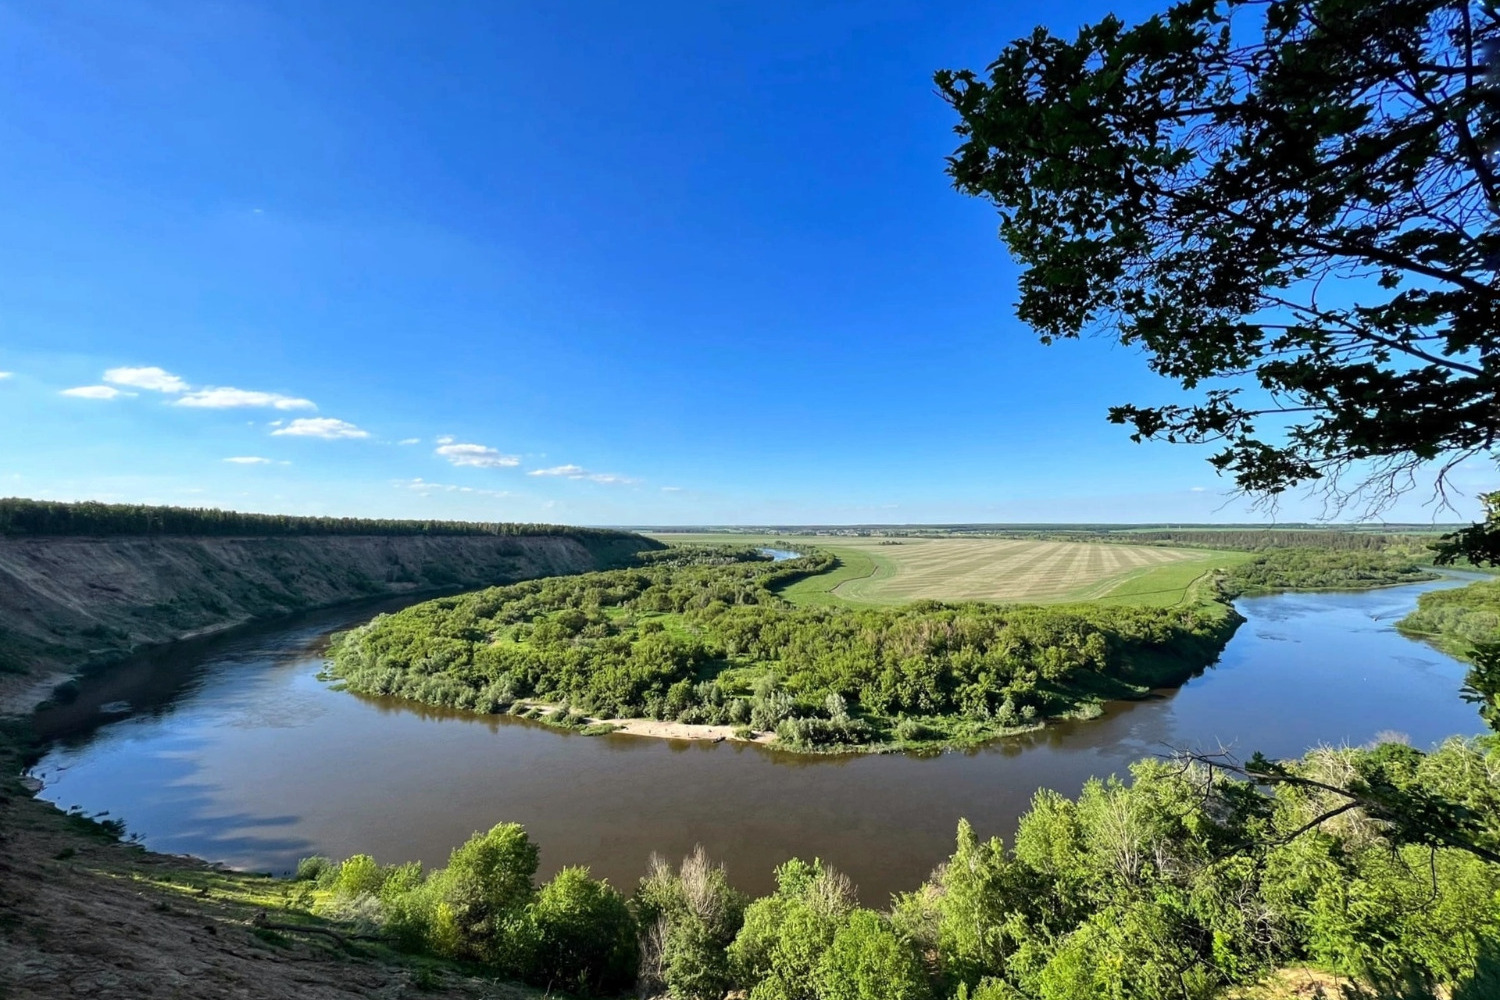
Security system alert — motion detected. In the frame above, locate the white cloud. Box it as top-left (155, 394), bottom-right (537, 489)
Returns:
top-left (1190, 486), bottom-right (1207, 492)
top-left (661, 486), bottom-right (683, 492)
top-left (435, 441), bottom-right (520, 468)
top-left (271, 417), bottom-right (370, 440)
top-left (61, 385), bottom-right (131, 400)
top-left (398, 437), bottom-right (421, 445)
top-left (395, 477), bottom-right (511, 499)
top-left (435, 435), bottom-right (455, 444)
top-left (177, 387), bottom-right (316, 410)
top-left (223, 456), bottom-right (272, 464)
top-left (0, 371), bottom-right (12, 380)
top-left (528, 464), bottom-right (640, 485)
top-left (104, 366), bottom-right (187, 393)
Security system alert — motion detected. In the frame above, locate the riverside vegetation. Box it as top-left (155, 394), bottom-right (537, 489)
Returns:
top-left (1400, 581), bottom-right (1500, 660)
top-left (325, 546), bottom-right (1242, 750)
top-left (284, 735), bottom-right (1500, 999)
top-left (1218, 549), bottom-right (1438, 596)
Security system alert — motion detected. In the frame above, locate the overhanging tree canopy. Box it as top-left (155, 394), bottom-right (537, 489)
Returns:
top-left (938, 0), bottom-right (1498, 529)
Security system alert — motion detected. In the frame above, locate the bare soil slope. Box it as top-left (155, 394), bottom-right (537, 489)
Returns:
top-left (0, 533), bottom-right (646, 710)
top-left (0, 778), bottom-right (535, 999)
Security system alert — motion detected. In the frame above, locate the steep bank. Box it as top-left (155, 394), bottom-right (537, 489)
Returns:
top-left (0, 532), bottom-right (655, 710)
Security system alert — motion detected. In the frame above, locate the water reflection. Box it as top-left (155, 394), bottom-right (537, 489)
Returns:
top-left (30, 578), bottom-right (1485, 901)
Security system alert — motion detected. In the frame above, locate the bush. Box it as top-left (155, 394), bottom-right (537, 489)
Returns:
top-left (776, 716), bottom-right (874, 748)
top-left (401, 823), bottom-right (539, 963)
top-left (815, 909), bottom-right (932, 1000)
top-left (634, 848), bottom-right (746, 1000)
top-left (330, 854), bottom-right (387, 897)
top-left (295, 855), bottom-right (333, 882)
top-left (892, 718), bottom-right (938, 742)
top-left (519, 866), bottom-right (638, 995)
top-left (728, 859), bottom-right (856, 998)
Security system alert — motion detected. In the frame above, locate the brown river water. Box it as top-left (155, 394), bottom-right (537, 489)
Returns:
top-left (28, 577), bottom-right (1486, 902)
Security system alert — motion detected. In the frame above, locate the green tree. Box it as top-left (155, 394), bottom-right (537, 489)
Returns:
top-left (728, 859), bottom-right (857, 1000)
top-left (519, 866), bottom-right (638, 996)
top-left (399, 822), bottom-right (538, 963)
top-left (634, 847), bottom-right (746, 1000)
top-left (938, 0), bottom-right (1498, 531)
top-left (930, 820), bottom-right (1032, 987)
top-left (814, 909), bottom-right (932, 1000)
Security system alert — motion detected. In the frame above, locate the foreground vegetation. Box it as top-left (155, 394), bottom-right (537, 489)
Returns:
top-left (326, 546), bottom-right (1240, 751)
top-left (285, 736), bottom-right (1500, 999)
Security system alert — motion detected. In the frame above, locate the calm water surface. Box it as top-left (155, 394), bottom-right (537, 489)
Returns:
top-left (29, 579), bottom-right (1485, 901)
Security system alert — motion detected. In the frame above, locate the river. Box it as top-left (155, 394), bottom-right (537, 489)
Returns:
top-left (27, 577), bottom-right (1485, 902)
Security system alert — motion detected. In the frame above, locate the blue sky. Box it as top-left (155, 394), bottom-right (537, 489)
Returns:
top-left (0, 0), bottom-right (1484, 526)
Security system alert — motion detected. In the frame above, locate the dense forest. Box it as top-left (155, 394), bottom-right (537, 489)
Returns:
top-left (295, 736), bottom-right (1500, 999)
top-left (1218, 549), bottom-right (1438, 596)
top-left (326, 547), bottom-right (1238, 750)
top-left (0, 498), bottom-right (650, 544)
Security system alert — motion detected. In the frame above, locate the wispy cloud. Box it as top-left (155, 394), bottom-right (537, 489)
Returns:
top-left (528, 464), bottom-right (640, 485)
top-left (435, 441), bottom-right (520, 468)
top-left (395, 477), bottom-right (511, 499)
top-left (88, 365), bottom-right (315, 411)
top-left (0, 371), bottom-right (13, 380)
top-left (223, 456), bottom-right (273, 464)
top-left (271, 417), bottom-right (369, 440)
top-left (177, 387), bottom-right (316, 410)
top-left (398, 437), bottom-right (421, 445)
top-left (61, 385), bottom-right (132, 400)
top-left (104, 366), bottom-right (188, 393)
top-left (660, 486), bottom-right (683, 492)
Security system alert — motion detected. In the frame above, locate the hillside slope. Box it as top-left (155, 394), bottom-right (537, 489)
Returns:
top-left (0, 532), bottom-right (654, 709)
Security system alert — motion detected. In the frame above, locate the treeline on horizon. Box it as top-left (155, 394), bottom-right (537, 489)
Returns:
top-left (294, 737), bottom-right (1500, 999)
top-left (326, 546), bottom-right (1236, 750)
top-left (0, 497), bottom-right (646, 543)
top-left (1078, 529), bottom-right (1432, 552)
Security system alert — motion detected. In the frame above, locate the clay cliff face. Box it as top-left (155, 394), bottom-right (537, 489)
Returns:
top-left (0, 533), bottom-right (651, 702)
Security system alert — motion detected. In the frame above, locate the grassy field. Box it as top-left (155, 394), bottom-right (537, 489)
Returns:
top-left (647, 533), bottom-right (1247, 607)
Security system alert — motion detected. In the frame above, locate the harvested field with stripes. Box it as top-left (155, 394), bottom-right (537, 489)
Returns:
top-left (649, 534), bottom-right (1244, 607)
top-left (823, 537), bottom-right (1213, 604)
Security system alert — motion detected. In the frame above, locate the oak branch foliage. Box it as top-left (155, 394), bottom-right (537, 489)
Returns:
top-left (938, 0), bottom-right (1499, 517)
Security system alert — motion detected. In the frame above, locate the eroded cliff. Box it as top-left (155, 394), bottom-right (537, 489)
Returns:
top-left (0, 532), bottom-right (653, 707)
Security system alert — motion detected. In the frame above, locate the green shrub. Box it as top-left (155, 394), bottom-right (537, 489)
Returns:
top-left (633, 848), bottom-right (746, 1000)
top-left (775, 715), bottom-right (873, 748)
top-left (728, 859), bottom-right (856, 998)
top-left (330, 853), bottom-right (386, 897)
top-left (397, 822), bottom-right (538, 963)
top-left (294, 855), bottom-right (333, 882)
top-left (892, 717), bottom-right (937, 742)
top-left (815, 909), bottom-right (932, 1000)
top-left (519, 866), bottom-right (637, 995)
